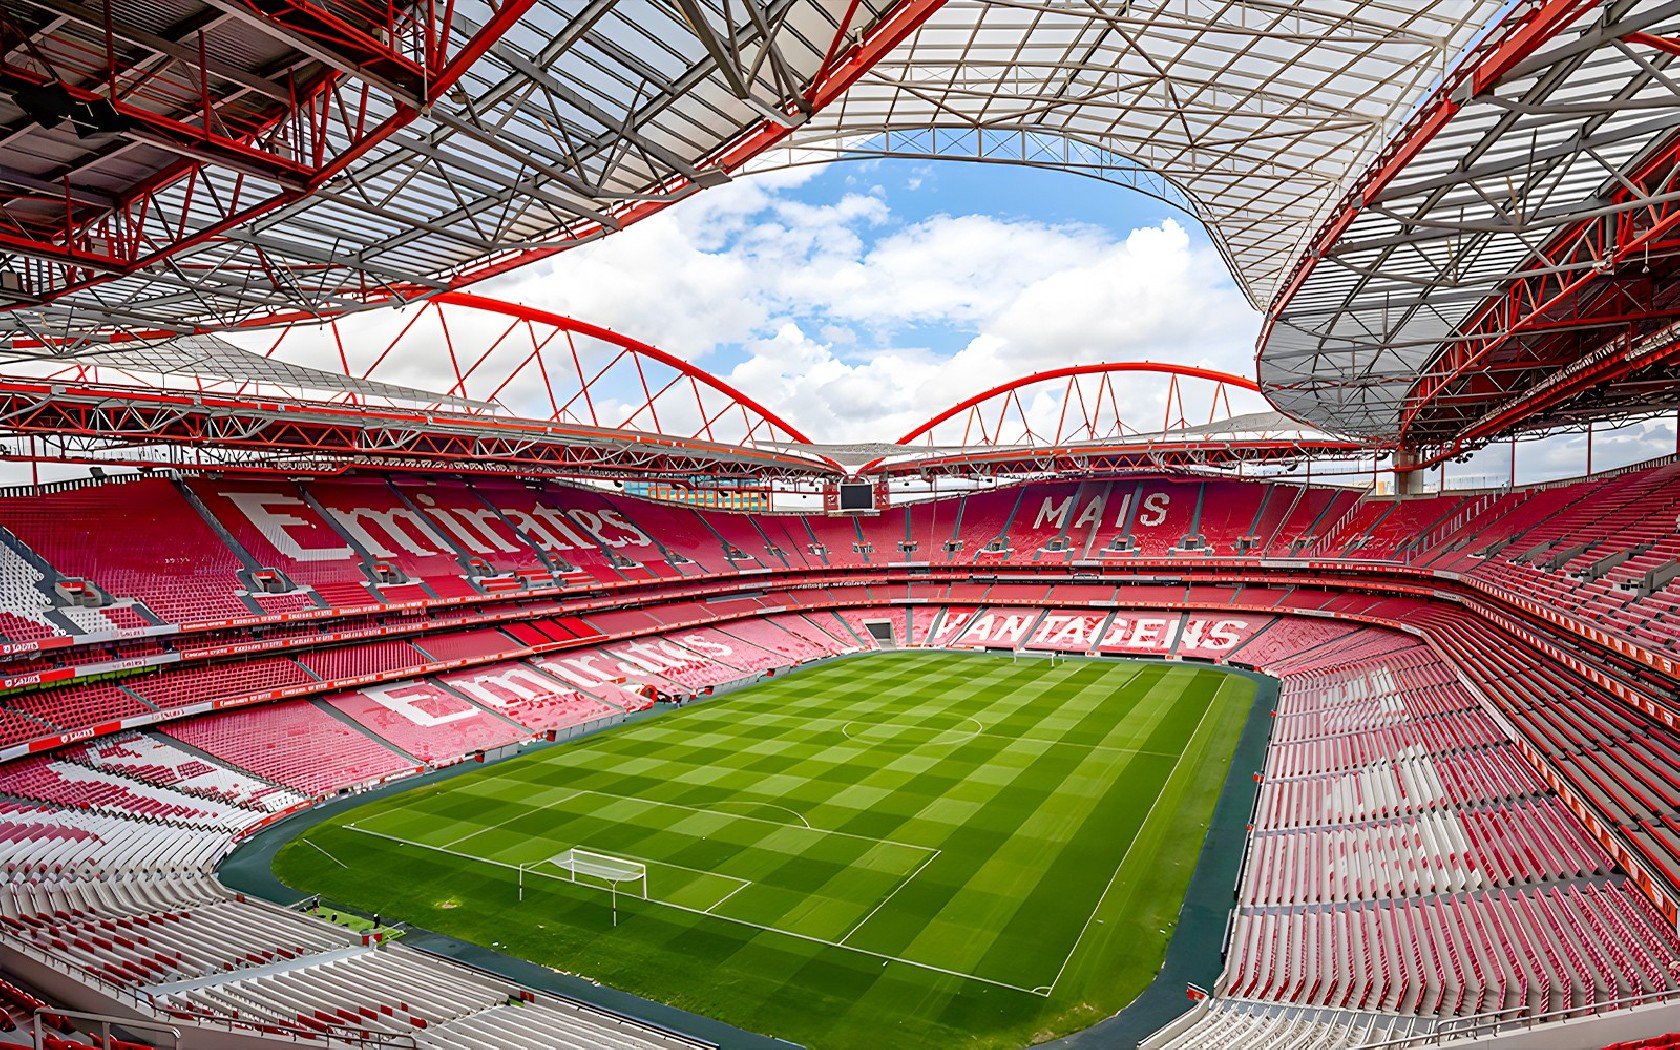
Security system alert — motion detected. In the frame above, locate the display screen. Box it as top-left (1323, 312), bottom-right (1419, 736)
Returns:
top-left (838, 483), bottom-right (874, 511)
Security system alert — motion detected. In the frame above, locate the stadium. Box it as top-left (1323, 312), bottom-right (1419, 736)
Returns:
top-left (3, 0), bottom-right (1680, 1048)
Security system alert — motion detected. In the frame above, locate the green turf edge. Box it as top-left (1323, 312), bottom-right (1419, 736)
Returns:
top-left (216, 715), bottom-right (800, 1050)
top-left (219, 653), bottom-right (1272, 1050)
top-left (1034, 662), bottom-right (1278, 1049)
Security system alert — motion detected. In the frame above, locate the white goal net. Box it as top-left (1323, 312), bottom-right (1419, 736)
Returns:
top-left (548, 848), bottom-right (648, 899)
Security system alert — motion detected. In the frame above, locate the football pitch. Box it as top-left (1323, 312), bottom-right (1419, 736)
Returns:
top-left (273, 652), bottom-right (1256, 1049)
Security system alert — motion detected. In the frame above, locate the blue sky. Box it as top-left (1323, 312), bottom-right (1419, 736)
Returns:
top-left (476, 153), bottom-right (1676, 485)
top-left (486, 155), bottom-right (1266, 447)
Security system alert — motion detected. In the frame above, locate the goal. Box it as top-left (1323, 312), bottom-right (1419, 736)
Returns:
top-left (548, 848), bottom-right (648, 899)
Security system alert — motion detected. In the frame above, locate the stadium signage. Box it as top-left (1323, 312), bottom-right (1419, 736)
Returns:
top-left (214, 487), bottom-right (659, 568)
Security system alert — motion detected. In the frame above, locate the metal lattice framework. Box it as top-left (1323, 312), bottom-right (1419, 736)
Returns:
top-left (247, 291), bottom-right (814, 447)
top-left (773, 0), bottom-right (1510, 309)
top-left (843, 362), bottom-right (1363, 477)
top-left (19, 332), bottom-right (490, 408)
top-left (0, 311), bottom-right (1366, 480)
top-left (0, 292), bottom-right (842, 476)
top-left (11, 0), bottom-right (1676, 474)
top-left (0, 376), bottom-right (839, 478)
top-left (0, 0), bottom-right (941, 348)
top-left (1259, 0), bottom-right (1680, 459)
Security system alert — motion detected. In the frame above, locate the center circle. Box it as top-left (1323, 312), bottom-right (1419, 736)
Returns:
top-left (841, 717), bottom-right (983, 748)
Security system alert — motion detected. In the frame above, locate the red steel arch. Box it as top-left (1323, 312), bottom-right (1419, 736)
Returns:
top-left (249, 291), bottom-right (816, 450)
top-left (865, 362), bottom-right (1356, 477)
top-left (36, 291), bottom-right (840, 475)
top-left (896, 362), bottom-right (1262, 447)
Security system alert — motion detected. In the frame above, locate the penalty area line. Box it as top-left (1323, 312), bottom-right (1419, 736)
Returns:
top-left (707, 799), bottom-right (812, 829)
top-left (838, 847), bottom-right (940, 946)
top-left (342, 824), bottom-right (1044, 997)
top-left (440, 789), bottom-right (589, 848)
top-left (704, 880), bottom-right (751, 914)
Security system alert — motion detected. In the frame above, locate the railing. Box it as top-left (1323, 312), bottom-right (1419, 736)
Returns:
top-left (1351, 986), bottom-right (1680, 1049)
top-left (1407, 490), bottom-right (1507, 558)
top-left (0, 931), bottom-right (417, 1048)
top-left (1306, 498), bottom-right (1368, 557)
top-left (30, 1007), bottom-right (181, 1050)
top-left (0, 471), bottom-right (151, 501)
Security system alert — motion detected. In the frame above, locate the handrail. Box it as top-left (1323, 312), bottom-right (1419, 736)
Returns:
top-left (0, 931), bottom-right (417, 1048)
top-left (31, 1007), bottom-right (181, 1049)
top-left (1351, 986), bottom-right (1680, 1049)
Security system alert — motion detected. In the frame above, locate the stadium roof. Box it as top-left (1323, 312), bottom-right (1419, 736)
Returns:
top-left (1258, 0), bottom-right (1680, 456)
top-left (16, 333), bottom-right (488, 408)
top-left (9, 0), bottom-right (1676, 472)
top-left (0, 0), bottom-right (935, 349)
top-left (777, 0), bottom-right (1510, 309)
top-left (2, 0), bottom-right (1505, 349)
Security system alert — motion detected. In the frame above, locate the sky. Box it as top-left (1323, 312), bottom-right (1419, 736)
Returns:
top-left (475, 157), bottom-right (1272, 451)
top-left (466, 155), bottom-right (1673, 485)
top-left (37, 152), bottom-right (1672, 490)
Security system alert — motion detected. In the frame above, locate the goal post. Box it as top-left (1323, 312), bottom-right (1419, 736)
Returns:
top-left (528, 848), bottom-right (647, 925)
top-left (550, 848), bottom-right (648, 897)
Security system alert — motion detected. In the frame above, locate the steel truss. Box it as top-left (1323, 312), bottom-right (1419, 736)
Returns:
top-left (757, 127), bottom-right (1201, 219)
top-left (1260, 0), bottom-right (1680, 462)
top-left (1, 0), bottom-right (943, 347)
top-left (775, 0), bottom-right (1508, 308)
top-left (0, 305), bottom-right (1364, 481)
top-left (225, 291), bottom-right (814, 448)
top-left (852, 362), bottom-right (1363, 478)
top-left (0, 377), bottom-right (837, 478)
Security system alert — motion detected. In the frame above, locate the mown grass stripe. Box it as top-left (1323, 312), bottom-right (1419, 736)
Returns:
top-left (270, 652), bottom-right (1256, 1050)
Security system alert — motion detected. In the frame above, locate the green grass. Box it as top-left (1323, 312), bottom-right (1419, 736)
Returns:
top-left (273, 652), bottom-right (1254, 1049)
top-left (301, 906), bottom-right (404, 939)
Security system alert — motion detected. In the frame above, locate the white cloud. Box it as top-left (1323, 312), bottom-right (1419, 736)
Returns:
top-left (213, 166), bottom-right (1672, 487)
top-left (483, 176), bottom-right (1263, 443)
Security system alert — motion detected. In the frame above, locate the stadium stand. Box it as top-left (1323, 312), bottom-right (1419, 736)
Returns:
top-left (439, 662), bottom-right (623, 732)
top-left (0, 480), bottom-right (251, 624)
top-left (183, 479), bottom-right (372, 599)
top-left (1146, 1000), bottom-right (1436, 1049)
top-left (162, 703), bottom-right (412, 795)
top-left (767, 611), bottom-right (866, 654)
top-left (125, 658), bottom-right (314, 709)
top-left (1023, 608), bottom-right (1110, 651)
top-left (1222, 882), bottom-right (1680, 1014)
top-left (6, 468), bottom-right (1680, 1048)
top-left (69, 731), bottom-right (307, 812)
top-left (5, 683), bottom-right (151, 741)
top-left (285, 477), bottom-right (484, 599)
top-left (0, 756), bottom-right (263, 829)
top-left (326, 682), bottom-right (527, 762)
top-left (296, 638), bottom-right (429, 681)
top-left (832, 608), bottom-right (893, 649)
top-left (408, 627), bottom-right (522, 663)
top-left (0, 786), bottom-right (710, 1050)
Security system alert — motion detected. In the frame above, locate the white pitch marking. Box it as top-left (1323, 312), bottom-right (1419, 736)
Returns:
top-left (838, 848), bottom-right (942, 946)
top-left (301, 835), bottom-right (347, 869)
top-left (704, 880), bottom-right (752, 914)
top-left (341, 825), bottom-right (1042, 996)
top-left (707, 799), bottom-right (812, 829)
top-left (840, 716), bottom-right (983, 746)
top-left (440, 789), bottom-right (588, 848)
top-left (1040, 680), bottom-right (1227, 995)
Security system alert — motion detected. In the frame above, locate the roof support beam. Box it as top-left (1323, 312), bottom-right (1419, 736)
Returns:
top-left (196, 0), bottom-right (427, 106)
